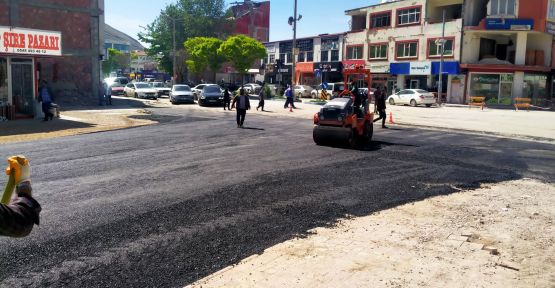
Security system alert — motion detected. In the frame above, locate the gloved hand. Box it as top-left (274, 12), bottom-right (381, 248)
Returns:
top-left (6, 155), bottom-right (30, 185)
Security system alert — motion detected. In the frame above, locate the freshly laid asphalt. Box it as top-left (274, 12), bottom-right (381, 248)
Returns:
top-left (0, 107), bottom-right (553, 287)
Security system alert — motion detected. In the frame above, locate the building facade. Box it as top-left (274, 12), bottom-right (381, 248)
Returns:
top-left (261, 33), bottom-right (346, 90)
top-left (462, 0), bottom-right (553, 107)
top-left (0, 0), bottom-right (104, 119)
top-left (345, 0), bottom-right (465, 101)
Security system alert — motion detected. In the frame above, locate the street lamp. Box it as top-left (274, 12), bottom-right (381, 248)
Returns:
top-left (162, 12), bottom-right (180, 85)
top-left (289, 0), bottom-right (302, 92)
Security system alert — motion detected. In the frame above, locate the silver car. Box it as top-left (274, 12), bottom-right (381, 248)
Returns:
top-left (170, 85), bottom-right (194, 104)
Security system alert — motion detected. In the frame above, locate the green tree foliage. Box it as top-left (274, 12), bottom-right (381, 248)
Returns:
top-left (102, 48), bottom-right (129, 76)
top-left (184, 37), bottom-right (225, 76)
top-left (218, 35), bottom-right (267, 83)
top-left (138, 0), bottom-right (232, 80)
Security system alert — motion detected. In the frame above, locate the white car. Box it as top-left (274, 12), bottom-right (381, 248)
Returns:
top-left (151, 82), bottom-right (171, 97)
top-left (387, 89), bottom-right (436, 107)
top-left (294, 85), bottom-right (313, 98)
top-left (192, 84), bottom-right (214, 100)
top-left (243, 83), bottom-right (262, 95)
top-left (124, 82), bottom-right (158, 99)
top-left (170, 85), bottom-right (194, 104)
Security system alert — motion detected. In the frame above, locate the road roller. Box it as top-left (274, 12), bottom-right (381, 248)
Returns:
top-left (312, 66), bottom-right (374, 148)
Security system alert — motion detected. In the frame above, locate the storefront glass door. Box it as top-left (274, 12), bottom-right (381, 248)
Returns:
top-left (11, 59), bottom-right (34, 116)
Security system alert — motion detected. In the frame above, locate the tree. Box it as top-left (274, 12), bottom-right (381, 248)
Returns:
top-left (218, 35), bottom-right (267, 84)
top-left (102, 48), bottom-right (130, 77)
top-left (184, 37), bottom-right (225, 81)
top-left (138, 0), bottom-right (233, 83)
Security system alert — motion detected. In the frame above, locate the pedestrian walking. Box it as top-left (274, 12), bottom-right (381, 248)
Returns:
top-left (103, 81), bottom-right (112, 105)
top-left (38, 80), bottom-right (54, 121)
top-left (232, 88), bottom-right (250, 128)
top-left (373, 86), bottom-right (388, 128)
top-left (283, 85), bottom-right (296, 109)
top-left (257, 87), bottom-right (265, 111)
top-left (223, 88), bottom-right (231, 110)
top-left (1, 156), bottom-right (41, 238)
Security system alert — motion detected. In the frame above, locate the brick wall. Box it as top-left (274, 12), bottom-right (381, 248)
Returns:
top-left (0, 0), bottom-right (101, 106)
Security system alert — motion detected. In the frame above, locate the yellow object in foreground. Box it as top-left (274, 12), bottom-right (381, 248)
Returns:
top-left (2, 156), bottom-right (29, 204)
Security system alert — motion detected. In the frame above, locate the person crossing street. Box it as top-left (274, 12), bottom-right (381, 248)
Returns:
top-left (232, 88), bottom-right (251, 128)
top-left (373, 86), bottom-right (388, 128)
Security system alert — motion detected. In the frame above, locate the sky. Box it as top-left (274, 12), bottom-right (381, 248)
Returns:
top-left (104, 0), bottom-right (380, 46)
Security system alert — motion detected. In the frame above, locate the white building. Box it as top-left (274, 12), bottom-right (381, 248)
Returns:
top-left (345, 0), bottom-right (465, 102)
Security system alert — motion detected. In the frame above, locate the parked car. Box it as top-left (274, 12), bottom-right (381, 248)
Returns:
top-left (359, 87), bottom-right (376, 98)
top-left (243, 83), bottom-right (262, 95)
top-left (198, 85), bottom-right (224, 106)
top-left (294, 85), bottom-right (314, 98)
top-left (170, 85), bottom-right (194, 104)
top-left (310, 82), bottom-right (345, 99)
top-left (104, 77), bottom-right (129, 96)
top-left (387, 89), bottom-right (436, 107)
top-left (151, 81), bottom-right (171, 97)
top-left (192, 84), bottom-right (213, 100)
top-left (124, 82), bottom-right (158, 99)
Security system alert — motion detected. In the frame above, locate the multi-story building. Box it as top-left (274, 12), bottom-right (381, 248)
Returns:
top-left (0, 0), bottom-right (104, 119)
top-left (462, 0), bottom-right (553, 107)
top-left (261, 33), bottom-right (346, 89)
top-left (345, 0), bottom-right (464, 101)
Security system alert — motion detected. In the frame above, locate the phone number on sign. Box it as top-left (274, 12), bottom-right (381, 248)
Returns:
top-left (15, 48), bottom-right (49, 54)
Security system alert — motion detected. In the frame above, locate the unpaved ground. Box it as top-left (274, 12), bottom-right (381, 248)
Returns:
top-left (0, 109), bottom-right (156, 144)
top-left (189, 179), bottom-right (555, 288)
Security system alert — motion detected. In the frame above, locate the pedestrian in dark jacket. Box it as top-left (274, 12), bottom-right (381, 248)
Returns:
top-left (223, 88), bottom-right (231, 110)
top-left (257, 87), bottom-right (265, 111)
top-left (232, 88), bottom-right (251, 128)
top-left (1, 156), bottom-right (41, 238)
top-left (373, 86), bottom-right (388, 128)
top-left (38, 80), bottom-right (54, 121)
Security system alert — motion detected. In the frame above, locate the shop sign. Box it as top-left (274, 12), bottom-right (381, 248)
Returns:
top-left (500, 74), bottom-right (513, 82)
top-left (409, 61), bottom-right (431, 75)
top-left (472, 74), bottom-right (500, 84)
top-left (0, 27), bottom-right (62, 56)
top-left (486, 18), bottom-right (533, 30)
top-left (368, 63), bottom-right (390, 73)
top-left (314, 62), bottom-right (342, 72)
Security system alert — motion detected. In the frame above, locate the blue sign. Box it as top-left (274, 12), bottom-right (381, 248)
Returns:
top-left (390, 61), bottom-right (460, 75)
top-left (321, 82), bottom-right (328, 89)
top-left (485, 18), bottom-right (534, 30)
top-left (315, 69), bottom-right (321, 78)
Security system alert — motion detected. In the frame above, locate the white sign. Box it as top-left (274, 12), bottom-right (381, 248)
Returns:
top-left (265, 44), bottom-right (276, 53)
top-left (368, 63), bottom-right (390, 73)
top-left (409, 61), bottom-right (431, 75)
top-left (0, 26), bottom-right (62, 56)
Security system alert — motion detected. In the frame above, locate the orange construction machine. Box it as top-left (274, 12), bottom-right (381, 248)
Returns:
top-left (312, 66), bottom-right (373, 148)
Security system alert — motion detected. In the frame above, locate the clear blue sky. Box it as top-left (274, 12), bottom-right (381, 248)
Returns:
top-left (104, 0), bottom-right (380, 46)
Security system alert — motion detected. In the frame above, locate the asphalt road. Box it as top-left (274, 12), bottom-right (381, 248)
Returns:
top-left (0, 108), bottom-right (554, 287)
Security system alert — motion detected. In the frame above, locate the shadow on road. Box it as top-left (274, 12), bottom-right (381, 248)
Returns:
top-left (0, 118), bottom-right (94, 137)
top-left (241, 126), bottom-right (265, 130)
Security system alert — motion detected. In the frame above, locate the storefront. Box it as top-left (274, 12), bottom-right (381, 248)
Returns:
top-left (313, 62), bottom-right (343, 85)
top-left (468, 73), bottom-right (514, 105)
top-left (390, 61), bottom-right (462, 102)
top-left (295, 62), bottom-right (315, 85)
top-left (0, 27), bottom-right (62, 119)
top-left (367, 63), bottom-right (396, 95)
top-left (264, 64), bottom-right (291, 88)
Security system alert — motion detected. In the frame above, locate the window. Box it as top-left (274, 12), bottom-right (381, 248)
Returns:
top-left (287, 52), bottom-right (292, 63)
top-left (369, 44), bottom-right (388, 59)
top-left (397, 7), bottom-right (421, 25)
top-left (269, 54), bottom-right (275, 63)
top-left (307, 51), bottom-right (314, 62)
top-left (321, 50), bottom-right (329, 62)
top-left (550, 0), bottom-right (555, 19)
top-left (279, 53), bottom-right (287, 63)
top-left (370, 12), bottom-right (391, 29)
top-left (298, 53), bottom-right (305, 62)
top-left (489, 0), bottom-right (516, 16)
top-left (346, 45), bottom-right (363, 60)
top-left (331, 50), bottom-right (339, 61)
top-left (396, 41), bottom-right (418, 58)
top-left (428, 39), bottom-right (454, 57)
top-left (263, 57), bottom-right (268, 65)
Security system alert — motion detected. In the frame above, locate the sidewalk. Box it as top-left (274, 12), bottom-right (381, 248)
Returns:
top-left (230, 99), bottom-right (555, 142)
top-left (187, 179), bottom-right (555, 288)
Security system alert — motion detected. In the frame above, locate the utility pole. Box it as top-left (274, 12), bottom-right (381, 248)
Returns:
top-left (438, 9), bottom-right (446, 107)
top-left (172, 17), bottom-right (177, 85)
top-left (290, 0), bottom-right (299, 93)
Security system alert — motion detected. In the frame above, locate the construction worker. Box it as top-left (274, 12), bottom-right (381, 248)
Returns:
top-left (1, 156), bottom-right (41, 237)
top-left (373, 86), bottom-right (388, 128)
